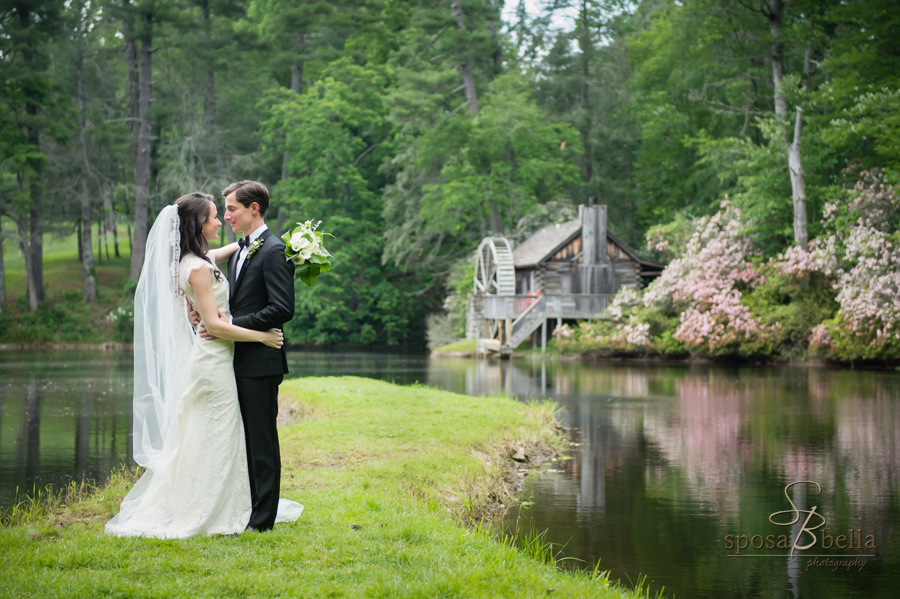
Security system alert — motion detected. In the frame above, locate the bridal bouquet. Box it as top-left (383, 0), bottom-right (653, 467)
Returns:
top-left (282, 219), bottom-right (333, 286)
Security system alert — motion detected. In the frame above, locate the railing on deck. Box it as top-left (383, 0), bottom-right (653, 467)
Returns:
top-left (482, 294), bottom-right (613, 320)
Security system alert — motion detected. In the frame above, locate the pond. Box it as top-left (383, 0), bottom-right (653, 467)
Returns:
top-left (1, 349), bottom-right (897, 598)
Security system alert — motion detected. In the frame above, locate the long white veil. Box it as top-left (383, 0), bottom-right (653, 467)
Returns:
top-left (131, 204), bottom-right (194, 468)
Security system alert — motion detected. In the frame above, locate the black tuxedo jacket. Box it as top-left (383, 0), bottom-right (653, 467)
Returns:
top-left (228, 228), bottom-right (295, 377)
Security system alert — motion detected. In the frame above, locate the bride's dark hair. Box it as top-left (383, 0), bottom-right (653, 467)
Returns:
top-left (175, 192), bottom-right (222, 281)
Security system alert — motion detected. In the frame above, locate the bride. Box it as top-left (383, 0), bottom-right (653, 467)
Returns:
top-left (106, 193), bottom-right (300, 537)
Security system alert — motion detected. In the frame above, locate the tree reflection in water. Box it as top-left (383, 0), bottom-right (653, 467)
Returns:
top-left (0, 351), bottom-right (133, 507)
top-left (489, 360), bottom-right (900, 599)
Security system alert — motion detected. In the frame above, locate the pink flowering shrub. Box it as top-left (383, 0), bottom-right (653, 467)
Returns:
top-left (650, 202), bottom-right (776, 355)
top-left (809, 171), bottom-right (900, 360)
top-left (808, 324), bottom-right (832, 351)
top-left (772, 245), bottom-right (820, 278)
top-left (552, 288), bottom-right (659, 354)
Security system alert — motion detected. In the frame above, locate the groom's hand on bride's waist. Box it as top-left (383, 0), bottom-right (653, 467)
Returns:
top-left (186, 300), bottom-right (201, 327)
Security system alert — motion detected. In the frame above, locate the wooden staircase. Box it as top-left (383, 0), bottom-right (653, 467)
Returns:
top-left (503, 296), bottom-right (546, 350)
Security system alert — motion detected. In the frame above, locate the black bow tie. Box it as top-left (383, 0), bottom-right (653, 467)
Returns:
top-left (239, 237), bottom-right (250, 249)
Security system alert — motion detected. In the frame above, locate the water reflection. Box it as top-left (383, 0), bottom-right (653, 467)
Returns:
top-left (1, 351), bottom-right (897, 597)
top-left (0, 351), bottom-right (133, 506)
top-left (488, 361), bottom-right (900, 599)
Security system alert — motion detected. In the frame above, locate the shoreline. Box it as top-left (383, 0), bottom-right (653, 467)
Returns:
top-left (430, 349), bottom-right (900, 369)
top-left (0, 342), bottom-right (133, 351)
top-left (2, 343), bottom-right (895, 370)
top-left (1, 376), bottom-right (644, 598)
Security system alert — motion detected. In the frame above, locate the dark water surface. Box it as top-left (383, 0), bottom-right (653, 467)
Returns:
top-left (1, 349), bottom-right (898, 598)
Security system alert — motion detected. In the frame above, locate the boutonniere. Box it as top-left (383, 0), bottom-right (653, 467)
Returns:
top-left (246, 238), bottom-right (264, 260)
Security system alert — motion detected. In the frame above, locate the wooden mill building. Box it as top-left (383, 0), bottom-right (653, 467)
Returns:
top-left (467, 204), bottom-right (663, 353)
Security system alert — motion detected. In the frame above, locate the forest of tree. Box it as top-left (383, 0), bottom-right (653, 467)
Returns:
top-left (2, 0), bottom-right (898, 350)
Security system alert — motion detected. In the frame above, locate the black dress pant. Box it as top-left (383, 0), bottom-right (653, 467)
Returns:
top-left (236, 375), bottom-right (282, 531)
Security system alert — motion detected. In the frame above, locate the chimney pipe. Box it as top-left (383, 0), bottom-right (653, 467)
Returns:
top-left (581, 204), bottom-right (608, 293)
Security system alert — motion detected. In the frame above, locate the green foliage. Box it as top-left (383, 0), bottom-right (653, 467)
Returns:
top-left (3, 0), bottom-right (900, 356)
top-left (811, 314), bottom-right (900, 362)
top-left (627, 0), bottom-right (769, 228)
top-left (0, 292), bottom-right (97, 343)
top-left (644, 212), bottom-right (696, 262)
top-left (384, 73), bottom-right (582, 275)
top-left (427, 256), bottom-right (476, 345)
top-left (261, 59), bottom-right (430, 346)
top-left (105, 302), bottom-right (135, 343)
top-left (743, 266), bottom-right (838, 355)
top-left (813, 0), bottom-right (900, 180)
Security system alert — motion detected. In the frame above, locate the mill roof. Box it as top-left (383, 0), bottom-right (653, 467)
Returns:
top-left (512, 218), bottom-right (665, 273)
top-left (512, 220), bottom-right (581, 268)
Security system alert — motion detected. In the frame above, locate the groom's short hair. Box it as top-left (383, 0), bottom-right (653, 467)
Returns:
top-left (223, 180), bottom-right (270, 216)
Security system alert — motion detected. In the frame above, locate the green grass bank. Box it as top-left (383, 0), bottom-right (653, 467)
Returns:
top-left (0, 377), bottom-right (653, 598)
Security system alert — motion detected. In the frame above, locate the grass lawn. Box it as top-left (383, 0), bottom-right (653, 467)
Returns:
top-left (0, 377), bottom-right (654, 598)
top-left (2, 222), bottom-right (132, 304)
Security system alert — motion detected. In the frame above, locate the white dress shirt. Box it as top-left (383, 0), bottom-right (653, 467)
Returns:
top-left (235, 224), bottom-right (268, 277)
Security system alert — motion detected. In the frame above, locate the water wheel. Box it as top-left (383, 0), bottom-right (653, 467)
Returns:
top-left (474, 237), bottom-right (516, 295)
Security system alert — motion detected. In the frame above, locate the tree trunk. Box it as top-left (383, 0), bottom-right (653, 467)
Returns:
top-left (76, 9), bottom-right (97, 302)
top-left (0, 218), bottom-right (5, 311)
top-left (123, 0), bottom-right (140, 164)
top-left (789, 107), bottom-right (808, 249)
top-left (16, 215), bottom-right (39, 311)
top-left (450, 0), bottom-right (479, 113)
top-left (19, 6), bottom-right (45, 306)
top-left (767, 0), bottom-right (787, 121)
top-left (803, 45), bottom-right (813, 89)
top-left (81, 194), bottom-right (97, 301)
top-left (28, 186), bottom-right (45, 305)
top-left (767, 0), bottom-right (806, 249)
top-left (282, 32), bottom-right (307, 182)
top-left (489, 208), bottom-right (503, 235)
top-left (201, 0), bottom-right (225, 181)
top-left (130, 10), bottom-right (153, 280)
top-left (290, 32), bottom-right (306, 94)
top-left (485, 0), bottom-right (501, 74)
top-left (105, 194), bottom-right (120, 257)
top-left (122, 1), bottom-right (139, 261)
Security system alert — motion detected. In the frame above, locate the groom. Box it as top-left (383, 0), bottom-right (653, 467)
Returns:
top-left (220, 180), bottom-right (295, 532)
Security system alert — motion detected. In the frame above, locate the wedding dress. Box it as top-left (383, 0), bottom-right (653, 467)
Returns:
top-left (106, 254), bottom-right (251, 537)
top-left (106, 205), bottom-right (301, 538)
